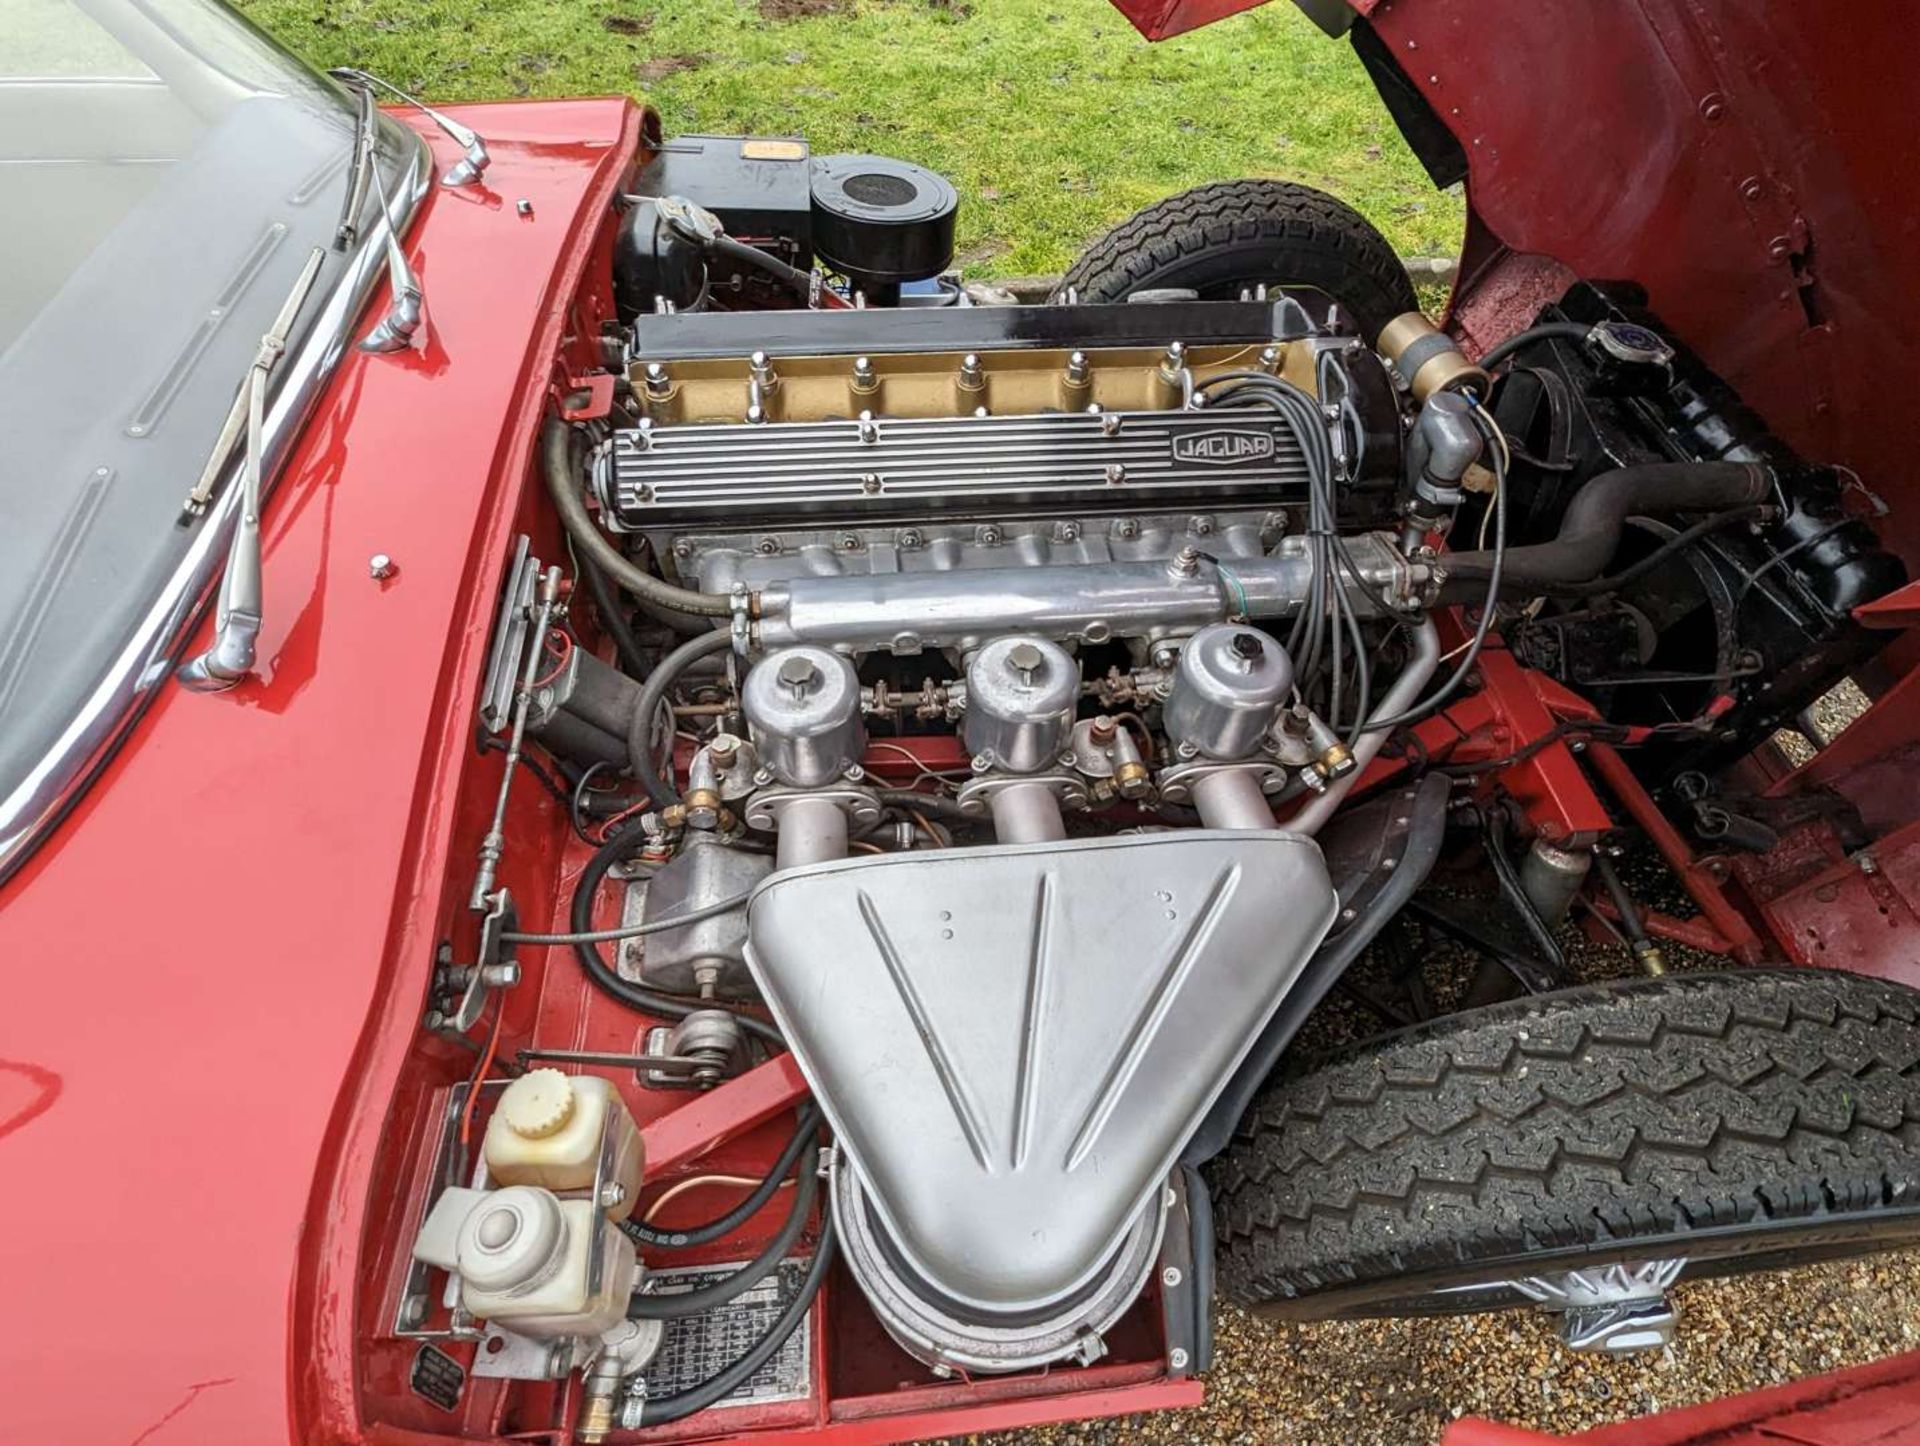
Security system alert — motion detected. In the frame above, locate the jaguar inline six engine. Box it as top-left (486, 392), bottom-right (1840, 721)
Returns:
top-left (455, 136), bottom-right (1898, 1390)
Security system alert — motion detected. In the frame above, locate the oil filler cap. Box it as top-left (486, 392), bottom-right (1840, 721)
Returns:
top-left (497, 1068), bottom-right (576, 1139)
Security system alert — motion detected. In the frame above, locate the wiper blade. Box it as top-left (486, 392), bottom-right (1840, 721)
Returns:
top-left (176, 246), bottom-right (328, 694)
top-left (333, 79), bottom-right (377, 251)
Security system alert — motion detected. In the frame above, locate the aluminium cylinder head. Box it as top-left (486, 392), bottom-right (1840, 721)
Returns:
top-left (1163, 624), bottom-right (1292, 761)
top-left (742, 646), bottom-right (866, 787)
top-left (962, 636), bottom-right (1079, 773)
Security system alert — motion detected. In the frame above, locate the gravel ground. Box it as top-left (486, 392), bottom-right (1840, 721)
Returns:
top-left (946, 686), bottom-right (1920, 1444)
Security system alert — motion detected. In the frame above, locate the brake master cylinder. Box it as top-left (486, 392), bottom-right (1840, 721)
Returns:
top-left (413, 1184), bottom-right (637, 1338)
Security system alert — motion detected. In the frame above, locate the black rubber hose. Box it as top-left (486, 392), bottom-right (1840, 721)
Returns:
top-left (1477, 321), bottom-right (1596, 371)
top-left (623, 1105), bottom-right (822, 1250)
top-left (1533, 505), bottom-right (1769, 598)
top-left (627, 1141), bottom-right (821, 1320)
top-left (634, 1211), bottom-right (838, 1428)
top-left (627, 627), bottom-right (734, 804)
top-left (1438, 462), bottom-right (1769, 599)
top-left (873, 789), bottom-right (974, 824)
top-left (708, 233), bottom-right (830, 305)
top-left (540, 418), bottom-right (735, 620)
top-left (575, 551), bottom-right (651, 677)
top-left (568, 822), bottom-right (784, 1045)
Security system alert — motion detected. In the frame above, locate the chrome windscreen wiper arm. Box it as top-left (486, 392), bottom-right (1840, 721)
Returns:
top-left (176, 246), bottom-right (328, 694)
top-left (333, 80), bottom-right (377, 250)
top-left (328, 67), bottom-right (490, 187)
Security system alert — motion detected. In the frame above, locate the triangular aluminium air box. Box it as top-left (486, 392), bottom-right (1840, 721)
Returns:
top-left (745, 829), bottom-right (1337, 1317)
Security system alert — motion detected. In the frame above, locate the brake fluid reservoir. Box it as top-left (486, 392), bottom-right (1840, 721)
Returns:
top-left (484, 1069), bottom-right (644, 1217)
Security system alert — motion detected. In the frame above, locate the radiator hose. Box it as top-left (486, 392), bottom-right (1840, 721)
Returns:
top-left (1438, 461), bottom-right (1770, 600)
top-left (541, 417), bottom-right (738, 621)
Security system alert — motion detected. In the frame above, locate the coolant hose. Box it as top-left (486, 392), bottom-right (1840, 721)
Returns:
top-left (1288, 617), bottom-right (1441, 836)
top-left (627, 627), bottom-right (735, 805)
top-left (540, 418), bottom-right (736, 621)
top-left (1476, 321), bottom-right (1597, 371)
top-left (1438, 462), bottom-right (1769, 600)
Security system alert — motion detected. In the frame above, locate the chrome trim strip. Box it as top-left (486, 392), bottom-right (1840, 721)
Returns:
top-left (0, 122), bottom-right (434, 887)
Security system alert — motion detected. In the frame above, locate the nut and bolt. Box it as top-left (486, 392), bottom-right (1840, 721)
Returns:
top-left (852, 355), bottom-right (877, 389)
top-left (1105, 463), bottom-right (1128, 484)
top-left (400, 1294), bottom-right (429, 1328)
top-left (369, 553), bottom-right (397, 580)
top-left (1064, 350), bottom-right (1090, 386)
top-left (1259, 344), bottom-right (1282, 372)
top-left (515, 197), bottom-right (533, 216)
top-left (1101, 412), bottom-right (1123, 437)
top-left (709, 734), bottom-right (741, 770)
top-left (1162, 1265), bottom-right (1184, 1288)
top-left (899, 528), bottom-right (923, 548)
top-left (958, 353), bottom-right (984, 389)
top-left (757, 536), bottom-right (780, 554)
top-left (979, 524), bottom-right (1004, 545)
top-left (1090, 715), bottom-right (1117, 744)
top-left (599, 1180), bottom-right (627, 1209)
top-left (858, 411), bottom-right (879, 443)
top-left (644, 362), bottom-right (672, 399)
top-left (1114, 518), bottom-right (1139, 539)
top-left (1160, 340), bottom-right (1187, 376)
top-left (861, 472), bottom-right (883, 494)
top-left (1169, 1347), bottom-right (1191, 1371)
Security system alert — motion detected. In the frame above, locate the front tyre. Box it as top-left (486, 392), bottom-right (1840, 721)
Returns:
top-left (1211, 970), bottom-right (1920, 1325)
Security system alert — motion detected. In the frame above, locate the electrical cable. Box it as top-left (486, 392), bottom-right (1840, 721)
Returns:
top-left (633, 1211), bottom-right (838, 1427)
top-left (627, 627), bottom-right (735, 806)
top-left (558, 822), bottom-right (783, 1044)
top-left (575, 550), bottom-right (652, 676)
top-left (626, 1141), bottom-right (821, 1320)
top-left (624, 1105), bottom-right (823, 1249)
top-left (501, 890), bottom-right (752, 946)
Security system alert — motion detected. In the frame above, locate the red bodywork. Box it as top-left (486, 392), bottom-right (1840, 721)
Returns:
top-left (5, 0), bottom-right (1920, 1441)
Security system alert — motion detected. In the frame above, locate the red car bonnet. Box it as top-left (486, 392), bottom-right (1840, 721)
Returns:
top-left (1109, 0), bottom-right (1920, 573)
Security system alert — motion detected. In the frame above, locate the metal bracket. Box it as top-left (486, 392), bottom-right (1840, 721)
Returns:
top-left (954, 769), bottom-right (1091, 816)
top-left (427, 890), bottom-right (521, 1036)
top-left (744, 784), bottom-right (882, 831)
top-left (1154, 758), bottom-right (1287, 807)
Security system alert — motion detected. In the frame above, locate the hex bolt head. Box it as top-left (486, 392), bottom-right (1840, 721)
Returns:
top-left (1006, 641), bottom-right (1045, 685)
top-left (369, 553), bottom-right (397, 580)
top-left (776, 654), bottom-right (821, 699)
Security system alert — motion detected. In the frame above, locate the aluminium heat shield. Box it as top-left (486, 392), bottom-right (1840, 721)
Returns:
top-left (744, 830), bottom-right (1337, 1317)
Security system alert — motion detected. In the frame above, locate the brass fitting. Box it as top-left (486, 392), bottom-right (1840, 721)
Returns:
top-left (684, 786), bottom-right (723, 830)
top-left (1311, 741), bottom-right (1356, 784)
top-left (1377, 312), bottom-right (1489, 404)
top-left (1114, 758), bottom-right (1153, 800)
top-left (577, 1391), bottom-right (615, 1445)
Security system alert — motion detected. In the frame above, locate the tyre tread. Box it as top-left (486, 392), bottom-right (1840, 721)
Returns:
top-left (1210, 971), bottom-right (1920, 1306)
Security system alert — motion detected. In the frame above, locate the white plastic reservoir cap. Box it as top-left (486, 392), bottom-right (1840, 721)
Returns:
top-left (497, 1067), bottom-right (576, 1139)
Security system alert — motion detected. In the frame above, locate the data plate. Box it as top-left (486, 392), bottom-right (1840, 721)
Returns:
top-left (624, 1257), bottom-right (814, 1422)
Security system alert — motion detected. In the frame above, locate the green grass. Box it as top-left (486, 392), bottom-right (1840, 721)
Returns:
top-left (236, 0), bottom-right (1462, 278)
